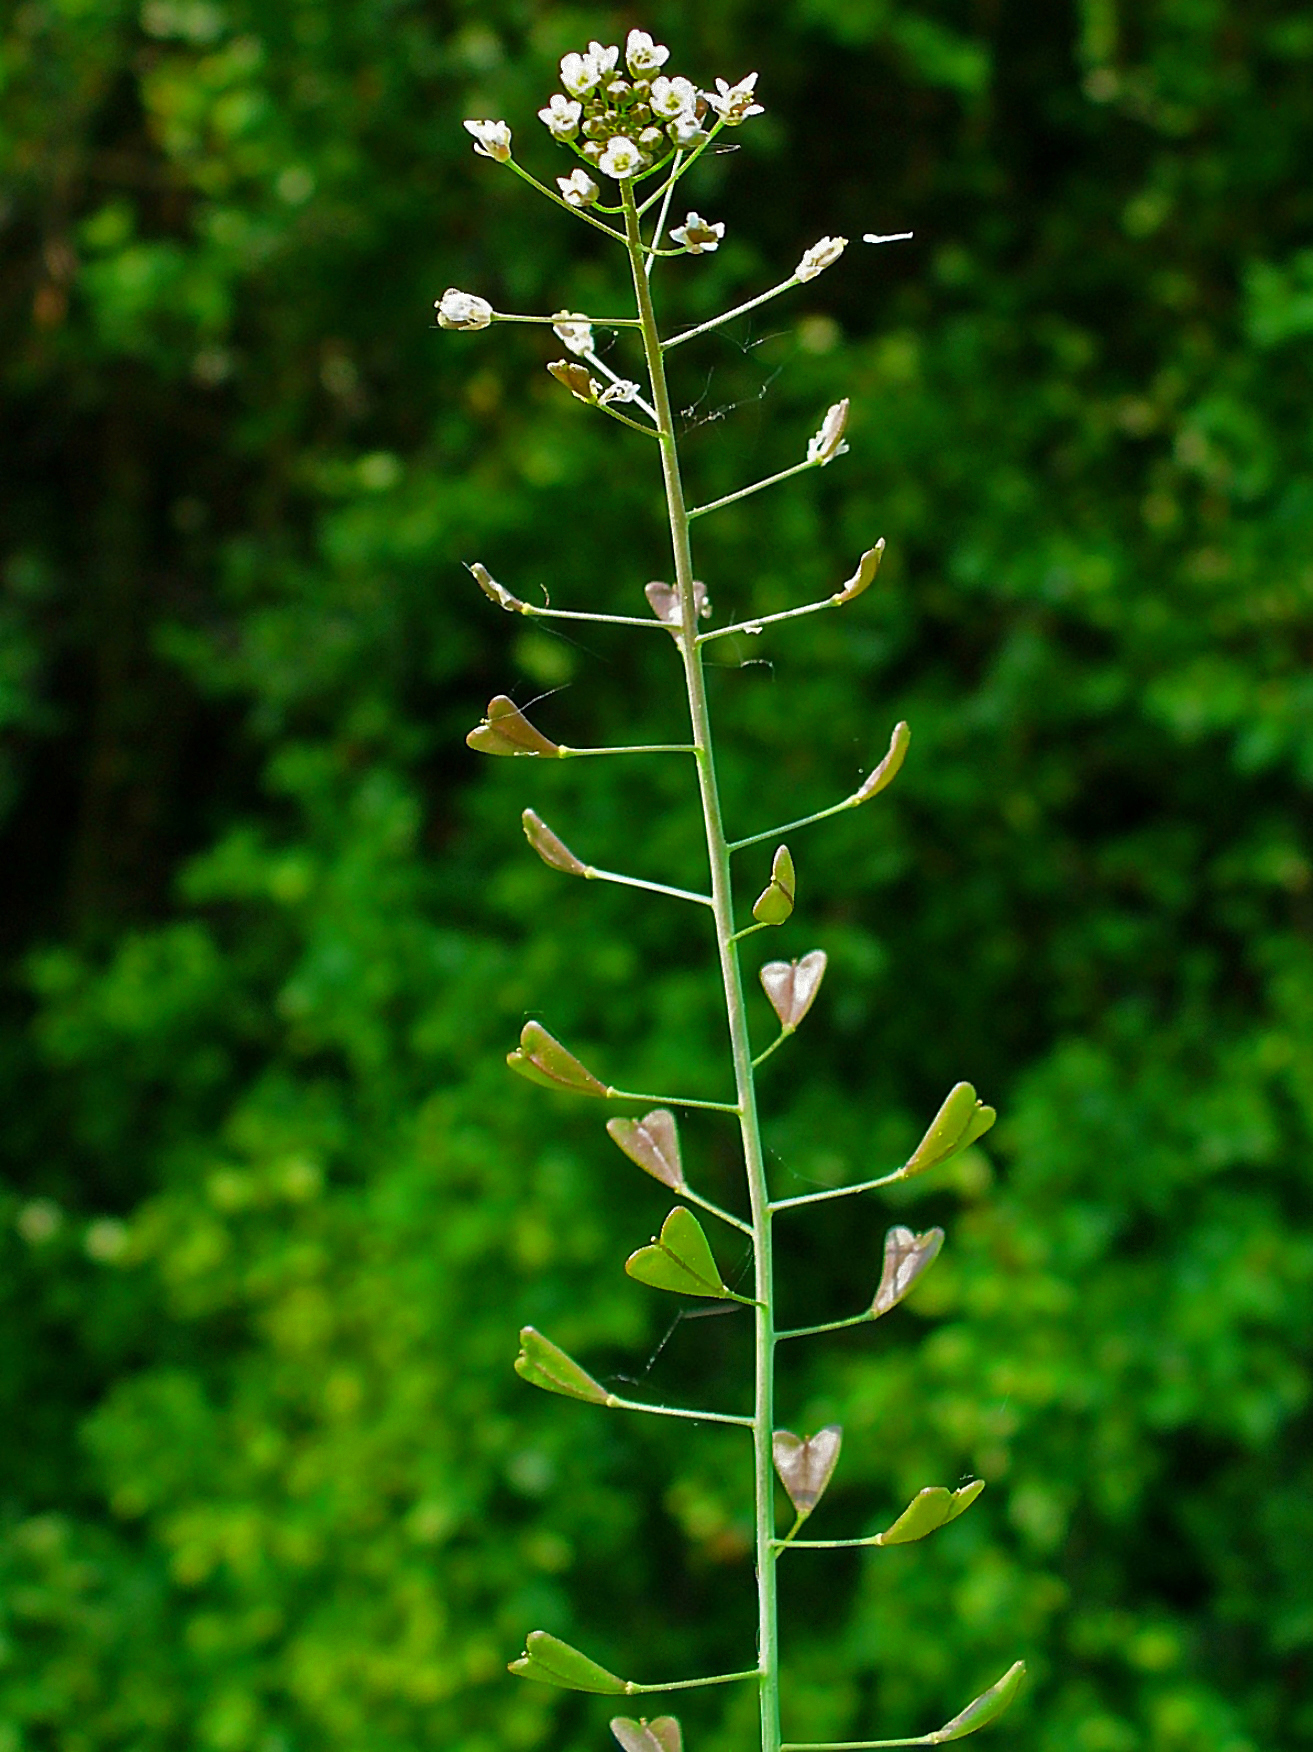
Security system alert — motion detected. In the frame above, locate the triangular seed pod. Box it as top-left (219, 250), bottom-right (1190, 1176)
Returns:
top-left (514, 1327), bottom-right (610, 1404)
top-left (522, 809), bottom-right (586, 875)
top-left (509, 1629), bottom-right (629, 1694)
top-left (507, 1021), bottom-right (608, 1096)
top-left (926, 1661), bottom-right (1027, 1743)
top-left (753, 846), bottom-right (796, 926)
top-left (855, 721), bottom-right (911, 802)
top-left (760, 950), bottom-right (827, 1031)
top-left (467, 695), bottom-right (561, 758)
top-left (876, 1479), bottom-right (984, 1545)
top-left (872, 1224), bottom-right (944, 1317)
top-left (645, 579), bottom-right (711, 630)
top-left (832, 540), bottom-right (885, 606)
top-left (467, 561), bottom-right (525, 613)
top-left (607, 1110), bottom-right (685, 1191)
top-left (772, 1425), bottom-right (843, 1517)
top-left (547, 358), bottom-right (600, 403)
top-left (901, 1082), bottom-right (995, 1178)
top-left (625, 1206), bottom-right (730, 1299)
top-left (611, 1718), bottom-right (683, 1752)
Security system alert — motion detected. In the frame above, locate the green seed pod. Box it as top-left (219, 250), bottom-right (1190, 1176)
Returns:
top-left (467, 695), bottom-right (560, 758)
top-left (832, 539), bottom-right (885, 605)
top-left (522, 809), bottom-right (586, 875)
top-left (855, 720), bottom-right (910, 802)
top-left (625, 1206), bottom-right (730, 1299)
top-left (509, 1629), bottom-right (629, 1694)
top-left (876, 1479), bottom-right (984, 1545)
top-left (507, 1021), bottom-right (608, 1095)
top-left (514, 1327), bottom-right (610, 1404)
top-left (752, 845), bottom-right (796, 925)
top-left (928, 1661), bottom-right (1027, 1743)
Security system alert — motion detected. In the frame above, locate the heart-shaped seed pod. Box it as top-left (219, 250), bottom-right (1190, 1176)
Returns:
top-left (507, 1022), bottom-right (608, 1096)
top-left (509, 1629), bottom-right (628, 1693)
top-left (514, 1327), bottom-right (610, 1404)
top-left (760, 950), bottom-right (827, 1030)
top-left (855, 720), bottom-right (910, 802)
top-left (610, 1718), bottom-right (682, 1752)
top-left (901, 1082), bottom-right (995, 1178)
top-left (522, 809), bottom-right (586, 875)
top-left (832, 540), bottom-right (884, 605)
top-left (772, 1424), bottom-right (843, 1516)
top-left (872, 1224), bottom-right (944, 1317)
top-left (467, 695), bottom-right (560, 757)
top-left (875, 1479), bottom-right (984, 1545)
top-left (607, 1109), bottom-right (685, 1190)
top-left (928, 1661), bottom-right (1027, 1743)
top-left (752, 845), bottom-right (796, 925)
top-left (625, 1206), bottom-right (730, 1299)
top-left (645, 579), bottom-right (711, 630)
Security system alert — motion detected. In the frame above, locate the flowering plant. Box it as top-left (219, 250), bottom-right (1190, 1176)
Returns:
top-left (441, 29), bottom-right (1024, 1752)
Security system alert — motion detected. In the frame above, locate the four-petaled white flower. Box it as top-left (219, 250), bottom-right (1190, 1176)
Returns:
top-left (552, 310), bottom-right (594, 356)
top-left (587, 40), bottom-right (620, 76)
top-left (625, 29), bottom-right (669, 74)
top-left (557, 167), bottom-right (600, 208)
top-left (795, 236), bottom-right (848, 282)
top-left (436, 288), bottom-right (494, 331)
top-left (807, 398), bottom-right (850, 465)
top-left (667, 111), bottom-right (709, 148)
top-left (463, 118), bottom-right (512, 162)
top-left (649, 73), bottom-right (697, 119)
top-left (671, 211), bottom-right (725, 254)
top-left (559, 50), bottom-right (601, 97)
top-left (538, 94), bottom-right (582, 139)
top-left (598, 379), bottom-right (641, 406)
top-left (597, 135), bottom-right (647, 179)
top-left (705, 72), bottom-right (763, 124)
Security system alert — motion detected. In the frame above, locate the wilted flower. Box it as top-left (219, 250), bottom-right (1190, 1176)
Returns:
top-left (625, 28), bottom-right (669, 74)
top-left (668, 112), bottom-right (709, 148)
top-left (557, 168), bottom-right (600, 207)
top-left (560, 50), bottom-right (602, 97)
top-left (795, 236), bottom-right (848, 282)
top-left (547, 358), bottom-right (601, 403)
top-left (598, 378), bottom-right (642, 406)
top-left (552, 311), bottom-right (594, 356)
top-left (649, 73), bottom-right (697, 119)
top-left (705, 72), bottom-right (763, 124)
top-left (538, 94), bottom-right (582, 139)
top-left (436, 287), bottom-right (494, 330)
top-left (671, 212), bottom-right (725, 254)
top-left (808, 398), bottom-right (850, 465)
top-left (463, 118), bottom-right (512, 161)
top-left (597, 135), bottom-right (647, 179)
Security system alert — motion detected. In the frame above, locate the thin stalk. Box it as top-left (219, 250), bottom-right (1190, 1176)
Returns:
top-left (771, 1534), bottom-right (885, 1550)
top-left (622, 179), bottom-right (783, 1752)
top-left (492, 311), bottom-right (643, 328)
top-left (584, 349), bottom-right (659, 422)
top-left (607, 1087), bottom-right (741, 1114)
top-left (771, 1169), bottom-right (902, 1212)
top-left (729, 794), bottom-right (858, 854)
top-left (605, 1392), bottom-right (753, 1429)
top-left (521, 604), bottom-right (669, 631)
top-left (663, 272), bottom-right (800, 352)
top-left (688, 455), bottom-right (822, 521)
top-left (645, 150), bottom-right (683, 276)
top-left (583, 866), bottom-right (715, 908)
top-left (775, 1310), bottom-right (873, 1343)
top-left (558, 742), bottom-right (696, 758)
top-left (682, 1188), bottom-right (754, 1237)
top-left (628, 1668), bottom-right (763, 1695)
top-left (698, 596), bottom-right (838, 646)
top-left (751, 1031), bottom-right (789, 1071)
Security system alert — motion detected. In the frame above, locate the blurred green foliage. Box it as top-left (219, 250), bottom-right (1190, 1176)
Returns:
top-left (2, 1), bottom-right (1312, 1749)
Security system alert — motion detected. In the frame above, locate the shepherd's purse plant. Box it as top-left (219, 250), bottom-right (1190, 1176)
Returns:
top-left (442, 30), bottom-right (1026, 1752)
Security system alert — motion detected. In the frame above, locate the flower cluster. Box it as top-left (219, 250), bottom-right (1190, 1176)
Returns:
top-left (524, 28), bottom-right (762, 183)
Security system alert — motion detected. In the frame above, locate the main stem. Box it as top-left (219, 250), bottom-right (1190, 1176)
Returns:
top-left (622, 182), bottom-right (781, 1752)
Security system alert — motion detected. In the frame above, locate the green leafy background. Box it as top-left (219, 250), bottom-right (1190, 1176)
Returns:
top-left (2, 2), bottom-right (1312, 1749)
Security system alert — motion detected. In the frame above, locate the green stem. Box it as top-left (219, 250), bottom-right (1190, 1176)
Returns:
top-left (605, 1392), bottom-right (753, 1429)
top-left (770, 1169), bottom-right (902, 1212)
top-left (622, 179), bottom-right (782, 1752)
top-left (663, 272), bottom-right (801, 353)
top-left (775, 1310), bottom-right (873, 1343)
top-left (628, 1668), bottom-right (763, 1695)
top-left (688, 455), bottom-right (822, 521)
top-left (728, 794), bottom-right (859, 854)
top-left (558, 742), bottom-right (696, 758)
top-left (583, 866), bottom-right (715, 908)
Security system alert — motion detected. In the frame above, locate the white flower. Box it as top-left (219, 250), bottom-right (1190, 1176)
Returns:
top-left (598, 378), bottom-right (641, 406)
top-left (552, 310), bottom-right (594, 356)
top-left (667, 112), bottom-right (709, 148)
top-left (463, 118), bottom-right (512, 162)
top-left (597, 135), bottom-right (647, 179)
top-left (625, 29), bottom-right (669, 74)
top-left (795, 236), bottom-right (848, 282)
top-left (704, 72), bottom-right (763, 124)
top-left (587, 40), bottom-right (620, 76)
top-left (808, 399), bottom-right (850, 465)
top-left (560, 50), bottom-right (602, 97)
top-left (435, 287), bottom-right (494, 331)
top-left (557, 167), bottom-right (600, 208)
top-left (671, 211), bottom-right (725, 254)
top-left (649, 73), bottom-right (697, 119)
top-left (538, 94), bottom-right (582, 139)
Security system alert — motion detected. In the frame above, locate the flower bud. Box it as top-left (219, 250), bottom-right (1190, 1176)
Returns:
top-left (435, 287), bottom-right (493, 331)
top-left (807, 398), bottom-right (849, 464)
top-left (551, 310), bottom-right (594, 354)
top-left (462, 118), bottom-right (512, 161)
top-left (795, 235), bottom-right (848, 282)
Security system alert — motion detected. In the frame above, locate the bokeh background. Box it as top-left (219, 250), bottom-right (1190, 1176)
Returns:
top-left (3, 2), bottom-right (1313, 1749)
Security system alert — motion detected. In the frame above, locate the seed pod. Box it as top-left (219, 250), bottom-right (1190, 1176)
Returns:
top-left (547, 358), bottom-right (600, 403)
top-left (752, 846), bottom-right (796, 926)
top-left (467, 696), bottom-right (560, 758)
top-left (760, 950), bottom-right (827, 1031)
top-left (927, 1661), bottom-right (1027, 1743)
top-left (467, 561), bottom-right (525, 613)
top-left (611, 1718), bottom-right (682, 1752)
top-left (514, 1327), bottom-right (610, 1404)
top-left (522, 809), bottom-right (586, 875)
top-left (507, 1022), bottom-right (608, 1096)
top-left (855, 720), bottom-right (910, 802)
top-left (625, 1206), bottom-right (731, 1299)
top-left (607, 1110), bottom-right (685, 1190)
top-left (645, 579), bottom-right (711, 630)
top-left (509, 1629), bottom-right (628, 1694)
top-left (872, 1224), bottom-right (944, 1317)
top-left (876, 1479), bottom-right (984, 1545)
top-left (901, 1082), bottom-right (995, 1178)
top-left (832, 540), bottom-right (884, 605)
top-left (772, 1425), bottom-right (842, 1517)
